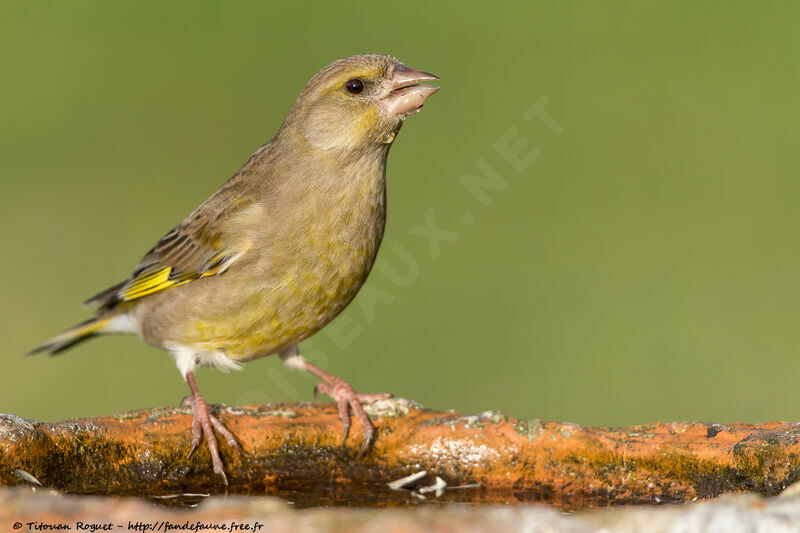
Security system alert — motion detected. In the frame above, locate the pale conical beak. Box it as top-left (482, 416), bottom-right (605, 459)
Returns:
top-left (381, 64), bottom-right (440, 117)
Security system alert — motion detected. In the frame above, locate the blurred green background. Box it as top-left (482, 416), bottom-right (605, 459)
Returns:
top-left (2, 1), bottom-right (799, 427)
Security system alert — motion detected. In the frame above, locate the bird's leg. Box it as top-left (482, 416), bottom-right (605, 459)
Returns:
top-left (279, 346), bottom-right (391, 457)
top-left (185, 371), bottom-right (240, 485)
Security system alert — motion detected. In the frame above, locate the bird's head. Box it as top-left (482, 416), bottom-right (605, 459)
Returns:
top-left (280, 54), bottom-right (439, 152)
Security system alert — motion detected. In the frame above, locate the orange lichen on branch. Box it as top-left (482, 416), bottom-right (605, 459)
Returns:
top-left (1, 399), bottom-right (799, 508)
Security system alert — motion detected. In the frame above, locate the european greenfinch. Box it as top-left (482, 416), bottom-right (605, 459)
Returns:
top-left (30, 54), bottom-right (440, 483)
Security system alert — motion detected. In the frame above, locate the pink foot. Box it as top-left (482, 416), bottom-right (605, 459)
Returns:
top-left (185, 372), bottom-right (240, 484)
top-left (314, 376), bottom-right (392, 457)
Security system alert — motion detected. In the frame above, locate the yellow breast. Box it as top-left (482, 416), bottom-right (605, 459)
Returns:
top-left (181, 155), bottom-right (387, 360)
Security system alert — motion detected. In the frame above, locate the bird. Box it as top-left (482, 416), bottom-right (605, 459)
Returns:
top-left (29, 54), bottom-right (440, 484)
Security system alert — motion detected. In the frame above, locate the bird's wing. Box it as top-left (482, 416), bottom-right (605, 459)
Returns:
top-left (84, 181), bottom-right (259, 309)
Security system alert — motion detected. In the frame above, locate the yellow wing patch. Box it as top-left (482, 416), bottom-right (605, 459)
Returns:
top-left (118, 250), bottom-right (242, 302)
top-left (120, 267), bottom-right (173, 300)
top-left (84, 199), bottom-right (262, 309)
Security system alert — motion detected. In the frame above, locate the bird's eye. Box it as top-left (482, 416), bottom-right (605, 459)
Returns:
top-left (345, 78), bottom-right (364, 94)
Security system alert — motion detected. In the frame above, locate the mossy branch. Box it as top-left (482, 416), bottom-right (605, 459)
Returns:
top-left (1, 399), bottom-right (799, 507)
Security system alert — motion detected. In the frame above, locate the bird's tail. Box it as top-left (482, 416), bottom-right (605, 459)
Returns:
top-left (28, 315), bottom-right (114, 356)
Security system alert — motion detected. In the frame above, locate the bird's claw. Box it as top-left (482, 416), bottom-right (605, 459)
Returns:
top-left (186, 393), bottom-right (239, 485)
top-left (314, 379), bottom-right (392, 457)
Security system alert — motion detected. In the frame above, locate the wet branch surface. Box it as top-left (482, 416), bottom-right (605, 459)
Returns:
top-left (2, 398), bottom-right (800, 509)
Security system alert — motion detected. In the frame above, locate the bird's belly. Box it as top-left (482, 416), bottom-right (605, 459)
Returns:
top-left (142, 159), bottom-right (388, 362)
top-left (177, 231), bottom-right (380, 360)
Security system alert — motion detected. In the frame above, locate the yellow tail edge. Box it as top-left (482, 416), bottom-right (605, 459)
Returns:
top-left (28, 316), bottom-right (113, 356)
